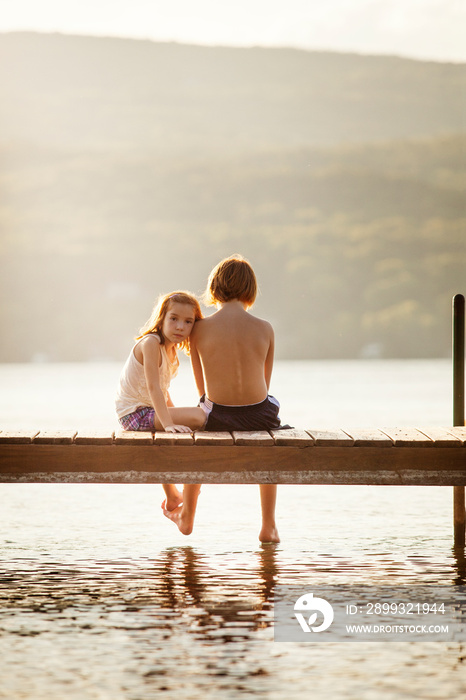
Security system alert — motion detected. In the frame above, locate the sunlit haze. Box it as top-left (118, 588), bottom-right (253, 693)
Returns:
top-left (1, 0), bottom-right (465, 62)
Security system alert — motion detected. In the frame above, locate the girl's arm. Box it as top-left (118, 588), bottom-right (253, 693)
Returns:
top-left (140, 337), bottom-right (189, 431)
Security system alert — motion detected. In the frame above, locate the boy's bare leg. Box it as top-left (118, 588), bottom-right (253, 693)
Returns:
top-left (161, 484), bottom-right (183, 512)
top-left (163, 484), bottom-right (201, 535)
top-left (259, 484), bottom-right (280, 543)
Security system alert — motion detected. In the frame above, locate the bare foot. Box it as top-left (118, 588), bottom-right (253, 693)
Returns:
top-left (162, 504), bottom-right (194, 535)
top-left (259, 525), bottom-right (280, 543)
top-left (161, 487), bottom-right (183, 512)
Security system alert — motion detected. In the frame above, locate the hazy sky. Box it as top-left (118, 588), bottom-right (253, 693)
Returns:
top-left (1, 0), bottom-right (465, 63)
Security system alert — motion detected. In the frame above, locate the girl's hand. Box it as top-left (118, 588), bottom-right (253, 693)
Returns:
top-left (164, 424), bottom-right (192, 434)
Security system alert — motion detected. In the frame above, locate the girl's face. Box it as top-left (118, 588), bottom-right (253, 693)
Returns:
top-left (162, 302), bottom-right (196, 345)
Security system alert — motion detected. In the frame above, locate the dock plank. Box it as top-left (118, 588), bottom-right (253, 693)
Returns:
top-left (416, 427), bottom-right (463, 447)
top-left (75, 431), bottom-right (115, 445)
top-left (194, 432), bottom-right (234, 445)
top-left (0, 430), bottom-right (40, 444)
top-left (34, 430), bottom-right (77, 445)
top-left (343, 429), bottom-right (393, 447)
top-left (270, 429), bottom-right (314, 446)
top-left (115, 431), bottom-right (154, 445)
top-left (445, 427), bottom-right (466, 445)
top-left (379, 428), bottom-right (433, 447)
top-left (306, 429), bottom-right (354, 447)
top-left (154, 432), bottom-right (194, 445)
top-left (232, 431), bottom-right (275, 446)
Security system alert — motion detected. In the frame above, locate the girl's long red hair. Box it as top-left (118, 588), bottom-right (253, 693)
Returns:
top-left (136, 291), bottom-right (203, 355)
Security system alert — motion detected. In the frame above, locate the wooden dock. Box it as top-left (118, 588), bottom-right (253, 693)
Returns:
top-left (2, 426), bottom-right (466, 544)
top-left (1, 427), bottom-right (466, 486)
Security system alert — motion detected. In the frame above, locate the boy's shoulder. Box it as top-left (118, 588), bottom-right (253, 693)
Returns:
top-left (253, 316), bottom-right (274, 340)
top-left (245, 310), bottom-right (273, 330)
top-left (192, 307), bottom-right (273, 339)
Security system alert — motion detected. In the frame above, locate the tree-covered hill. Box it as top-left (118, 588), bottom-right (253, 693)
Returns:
top-left (0, 33), bottom-right (464, 361)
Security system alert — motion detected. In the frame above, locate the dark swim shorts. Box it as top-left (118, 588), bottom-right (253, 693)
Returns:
top-left (199, 395), bottom-right (283, 432)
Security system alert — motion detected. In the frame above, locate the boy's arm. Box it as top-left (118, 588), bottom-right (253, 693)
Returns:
top-left (140, 337), bottom-right (176, 429)
top-left (264, 324), bottom-right (275, 391)
top-left (190, 336), bottom-right (205, 397)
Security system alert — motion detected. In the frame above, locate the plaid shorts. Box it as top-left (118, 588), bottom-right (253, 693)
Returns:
top-left (119, 406), bottom-right (155, 431)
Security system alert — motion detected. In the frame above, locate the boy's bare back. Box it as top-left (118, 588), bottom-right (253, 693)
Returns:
top-left (190, 300), bottom-right (274, 405)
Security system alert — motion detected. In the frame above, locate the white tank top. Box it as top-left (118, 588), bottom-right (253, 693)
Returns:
top-left (115, 333), bottom-right (179, 419)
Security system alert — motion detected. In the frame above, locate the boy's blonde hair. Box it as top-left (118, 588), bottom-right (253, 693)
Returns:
top-left (204, 254), bottom-right (257, 307)
top-left (136, 291), bottom-right (203, 355)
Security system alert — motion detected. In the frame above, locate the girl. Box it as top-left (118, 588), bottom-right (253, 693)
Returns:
top-left (115, 291), bottom-right (206, 510)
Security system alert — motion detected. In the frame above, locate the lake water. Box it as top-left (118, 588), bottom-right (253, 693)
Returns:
top-left (1, 359), bottom-right (465, 700)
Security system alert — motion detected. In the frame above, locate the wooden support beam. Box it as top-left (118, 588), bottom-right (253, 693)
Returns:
top-left (1, 442), bottom-right (465, 484)
top-left (453, 293), bottom-right (465, 548)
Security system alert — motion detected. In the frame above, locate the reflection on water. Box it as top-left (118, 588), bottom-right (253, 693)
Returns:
top-left (1, 544), bottom-right (466, 699)
top-left (0, 547), bottom-right (280, 699)
top-left (0, 546), bottom-right (279, 639)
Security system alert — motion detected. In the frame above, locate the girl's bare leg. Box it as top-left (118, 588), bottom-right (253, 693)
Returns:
top-left (161, 484), bottom-right (183, 512)
top-left (163, 484), bottom-right (201, 535)
top-left (153, 407), bottom-right (206, 431)
top-left (259, 485), bottom-right (280, 543)
top-left (155, 409), bottom-right (204, 511)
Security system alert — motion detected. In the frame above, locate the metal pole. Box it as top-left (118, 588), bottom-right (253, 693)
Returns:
top-left (453, 294), bottom-right (465, 547)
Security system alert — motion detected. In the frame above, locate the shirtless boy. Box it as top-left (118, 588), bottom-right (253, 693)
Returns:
top-left (162, 254), bottom-right (284, 543)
